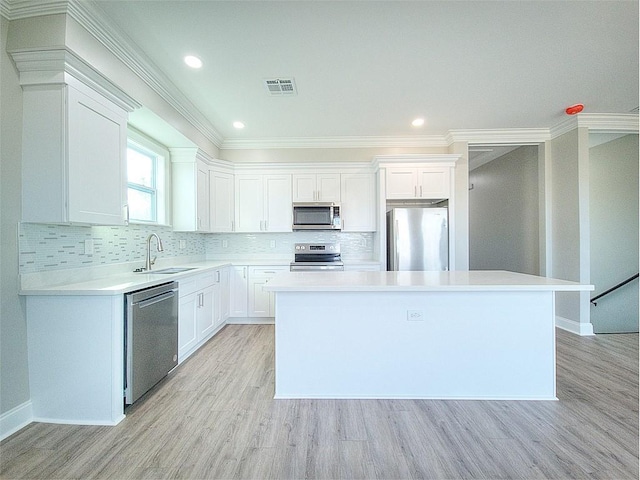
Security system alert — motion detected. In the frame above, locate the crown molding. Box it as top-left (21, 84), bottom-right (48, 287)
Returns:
top-left (446, 128), bottom-right (551, 145)
top-left (0, 0), bottom-right (67, 20)
top-left (550, 113), bottom-right (639, 139)
top-left (220, 135), bottom-right (450, 150)
top-left (10, 48), bottom-right (141, 111)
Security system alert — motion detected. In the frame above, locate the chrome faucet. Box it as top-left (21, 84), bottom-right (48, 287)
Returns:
top-left (145, 233), bottom-right (164, 271)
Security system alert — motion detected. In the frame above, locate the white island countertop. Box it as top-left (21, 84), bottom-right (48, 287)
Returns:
top-left (265, 270), bottom-right (594, 292)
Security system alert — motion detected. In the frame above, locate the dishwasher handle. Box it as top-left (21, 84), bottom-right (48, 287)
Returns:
top-left (135, 289), bottom-right (177, 309)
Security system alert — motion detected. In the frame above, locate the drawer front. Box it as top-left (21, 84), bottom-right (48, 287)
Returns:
top-left (249, 266), bottom-right (288, 278)
top-left (179, 278), bottom-right (198, 297)
top-left (196, 271), bottom-right (216, 290)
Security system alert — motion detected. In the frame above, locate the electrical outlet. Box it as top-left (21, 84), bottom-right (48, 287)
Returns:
top-left (179, 240), bottom-right (186, 249)
top-left (222, 240), bottom-right (228, 248)
top-left (270, 240), bottom-right (276, 248)
top-left (407, 310), bottom-right (424, 321)
top-left (84, 239), bottom-right (94, 255)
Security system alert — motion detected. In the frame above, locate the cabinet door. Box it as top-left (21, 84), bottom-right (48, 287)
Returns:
top-left (67, 86), bottom-right (128, 225)
top-left (196, 166), bottom-right (210, 231)
top-left (386, 168), bottom-right (418, 199)
top-left (196, 286), bottom-right (216, 339)
top-left (235, 175), bottom-right (264, 232)
top-left (230, 266), bottom-right (248, 317)
top-left (212, 279), bottom-right (222, 329)
top-left (264, 174), bottom-right (292, 232)
top-left (249, 278), bottom-right (271, 317)
top-left (292, 174), bottom-right (317, 202)
top-left (418, 168), bottom-right (451, 199)
top-left (317, 174), bottom-right (341, 202)
top-left (178, 292), bottom-right (198, 361)
top-left (219, 267), bottom-right (231, 321)
top-left (210, 171), bottom-right (234, 232)
top-left (341, 173), bottom-right (375, 232)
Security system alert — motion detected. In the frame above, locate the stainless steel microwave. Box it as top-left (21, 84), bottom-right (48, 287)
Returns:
top-left (292, 202), bottom-right (341, 230)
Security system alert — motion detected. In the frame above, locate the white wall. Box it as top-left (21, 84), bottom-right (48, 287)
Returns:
top-left (589, 134), bottom-right (639, 332)
top-left (469, 145), bottom-right (539, 274)
top-left (449, 141), bottom-right (470, 270)
top-left (0, 16), bottom-right (31, 419)
top-left (549, 128), bottom-right (592, 334)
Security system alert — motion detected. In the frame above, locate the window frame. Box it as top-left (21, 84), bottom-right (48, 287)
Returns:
top-left (126, 128), bottom-right (171, 226)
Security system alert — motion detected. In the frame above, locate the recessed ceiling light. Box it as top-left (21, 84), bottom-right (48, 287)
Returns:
top-left (233, 121), bottom-right (245, 129)
top-left (184, 55), bottom-right (203, 69)
top-left (412, 118), bottom-right (425, 127)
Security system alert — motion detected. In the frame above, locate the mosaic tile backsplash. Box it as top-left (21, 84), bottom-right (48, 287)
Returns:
top-left (19, 223), bottom-right (375, 273)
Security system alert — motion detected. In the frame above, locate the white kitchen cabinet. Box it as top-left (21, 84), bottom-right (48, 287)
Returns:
top-left (212, 266), bottom-right (231, 329)
top-left (292, 173), bottom-right (341, 202)
top-left (235, 174), bottom-right (292, 232)
top-left (178, 271), bottom-right (218, 362)
top-left (172, 148), bottom-right (212, 232)
top-left (210, 170), bottom-right (234, 232)
top-left (219, 266), bottom-right (231, 322)
top-left (386, 167), bottom-right (451, 200)
top-left (340, 173), bottom-right (376, 231)
top-left (248, 266), bottom-right (288, 317)
top-left (21, 83), bottom-right (128, 225)
top-left (230, 265), bottom-right (249, 317)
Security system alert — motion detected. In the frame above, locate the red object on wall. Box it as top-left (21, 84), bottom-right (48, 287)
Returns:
top-left (565, 104), bottom-right (584, 115)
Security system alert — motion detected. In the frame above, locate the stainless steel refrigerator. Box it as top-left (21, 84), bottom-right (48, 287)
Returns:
top-left (386, 207), bottom-right (449, 271)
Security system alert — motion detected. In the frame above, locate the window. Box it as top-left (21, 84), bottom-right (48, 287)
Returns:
top-left (126, 129), bottom-right (169, 225)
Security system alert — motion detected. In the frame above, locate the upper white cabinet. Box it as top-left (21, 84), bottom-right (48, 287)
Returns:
top-left (292, 173), bottom-right (341, 202)
top-left (21, 84), bottom-right (129, 225)
top-left (386, 167), bottom-right (451, 200)
top-left (13, 50), bottom-right (139, 225)
top-left (172, 148), bottom-right (212, 232)
top-left (209, 169), bottom-right (235, 232)
top-left (235, 174), bottom-right (292, 232)
top-left (340, 173), bottom-right (376, 232)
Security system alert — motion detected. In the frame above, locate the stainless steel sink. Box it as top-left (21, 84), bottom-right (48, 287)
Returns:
top-left (150, 267), bottom-right (198, 274)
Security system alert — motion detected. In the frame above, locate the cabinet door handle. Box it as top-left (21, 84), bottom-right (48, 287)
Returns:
top-left (216, 271), bottom-right (221, 283)
top-left (414, 186), bottom-right (417, 197)
top-left (420, 185), bottom-right (423, 197)
top-left (231, 220), bottom-right (235, 232)
top-left (243, 267), bottom-right (247, 279)
top-left (123, 204), bottom-right (129, 225)
top-left (264, 220), bottom-right (268, 231)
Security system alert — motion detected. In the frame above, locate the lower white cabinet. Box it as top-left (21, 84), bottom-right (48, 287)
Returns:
top-left (248, 266), bottom-right (288, 317)
top-left (178, 267), bottom-right (230, 363)
top-left (230, 265), bottom-right (249, 317)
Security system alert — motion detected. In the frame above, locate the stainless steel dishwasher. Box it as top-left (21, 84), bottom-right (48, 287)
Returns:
top-left (125, 281), bottom-right (178, 405)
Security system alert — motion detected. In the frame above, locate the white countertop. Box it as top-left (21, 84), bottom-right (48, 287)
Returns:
top-left (264, 270), bottom-right (594, 292)
top-left (19, 261), bottom-right (232, 296)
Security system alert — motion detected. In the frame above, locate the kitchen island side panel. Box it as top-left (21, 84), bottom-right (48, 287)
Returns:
top-left (26, 295), bottom-right (125, 425)
top-left (274, 290), bottom-right (556, 400)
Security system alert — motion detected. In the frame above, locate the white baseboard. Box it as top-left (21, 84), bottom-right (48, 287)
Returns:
top-left (0, 401), bottom-right (33, 441)
top-left (226, 317), bottom-right (274, 325)
top-left (556, 315), bottom-right (595, 336)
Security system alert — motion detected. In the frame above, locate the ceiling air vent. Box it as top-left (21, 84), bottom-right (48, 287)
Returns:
top-left (263, 78), bottom-right (297, 96)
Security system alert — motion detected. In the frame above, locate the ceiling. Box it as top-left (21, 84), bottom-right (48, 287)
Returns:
top-left (90, 1), bottom-right (638, 147)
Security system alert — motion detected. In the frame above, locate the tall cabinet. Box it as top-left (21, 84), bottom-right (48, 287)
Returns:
top-left (13, 51), bottom-right (140, 225)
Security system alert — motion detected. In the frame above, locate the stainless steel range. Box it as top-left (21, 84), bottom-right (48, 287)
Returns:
top-left (290, 242), bottom-right (344, 271)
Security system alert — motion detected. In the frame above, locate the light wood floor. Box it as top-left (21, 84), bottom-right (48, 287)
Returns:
top-left (2, 326), bottom-right (638, 479)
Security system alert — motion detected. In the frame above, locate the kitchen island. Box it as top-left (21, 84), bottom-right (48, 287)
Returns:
top-left (265, 270), bottom-right (593, 400)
